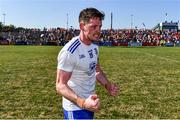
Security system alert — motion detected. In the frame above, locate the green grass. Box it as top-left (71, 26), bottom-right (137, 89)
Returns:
top-left (0, 46), bottom-right (180, 119)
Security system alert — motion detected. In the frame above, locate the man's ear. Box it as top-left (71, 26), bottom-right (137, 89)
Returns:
top-left (80, 22), bottom-right (85, 31)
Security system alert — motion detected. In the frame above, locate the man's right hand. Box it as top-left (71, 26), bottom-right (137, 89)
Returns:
top-left (83, 94), bottom-right (100, 112)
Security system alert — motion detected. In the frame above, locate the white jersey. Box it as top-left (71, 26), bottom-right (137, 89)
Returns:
top-left (57, 36), bottom-right (99, 111)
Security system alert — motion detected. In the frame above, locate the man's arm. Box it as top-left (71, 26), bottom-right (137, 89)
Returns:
top-left (56, 69), bottom-right (79, 104)
top-left (96, 64), bottom-right (119, 96)
top-left (56, 69), bottom-right (100, 112)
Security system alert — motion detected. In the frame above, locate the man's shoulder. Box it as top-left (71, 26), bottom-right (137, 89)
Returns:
top-left (62, 36), bottom-right (81, 54)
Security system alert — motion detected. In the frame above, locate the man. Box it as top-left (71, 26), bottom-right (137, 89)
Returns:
top-left (56, 7), bottom-right (119, 119)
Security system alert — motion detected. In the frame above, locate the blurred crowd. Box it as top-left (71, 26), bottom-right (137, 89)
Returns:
top-left (1, 27), bottom-right (180, 46)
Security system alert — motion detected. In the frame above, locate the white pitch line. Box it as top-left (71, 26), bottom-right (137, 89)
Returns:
top-left (135, 51), bottom-right (180, 63)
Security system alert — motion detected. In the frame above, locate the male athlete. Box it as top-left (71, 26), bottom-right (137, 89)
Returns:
top-left (56, 7), bottom-right (119, 119)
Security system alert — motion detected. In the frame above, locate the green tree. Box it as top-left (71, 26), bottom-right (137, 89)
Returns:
top-left (0, 22), bottom-right (3, 40)
top-left (0, 22), bottom-right (2, 32)
top-left (15, 27), bottom-right (25, 32)
top-left (2, 24), bottom-right (16, 32)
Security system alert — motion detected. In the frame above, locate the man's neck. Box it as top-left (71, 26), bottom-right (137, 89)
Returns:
top-left (79, 31), bottom-right (92, 45)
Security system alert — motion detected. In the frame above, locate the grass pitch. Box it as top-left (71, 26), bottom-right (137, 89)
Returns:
top-left (0, 46), bottom-right (179, 119)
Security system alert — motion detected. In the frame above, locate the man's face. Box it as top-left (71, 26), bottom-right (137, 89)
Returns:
top-left (81, 17), bottom-right (102, 42)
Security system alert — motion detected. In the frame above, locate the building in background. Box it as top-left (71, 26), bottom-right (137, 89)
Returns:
top-left (153, 21), bottom-right (179, 32)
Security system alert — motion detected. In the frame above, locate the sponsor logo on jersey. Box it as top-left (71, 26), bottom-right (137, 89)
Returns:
top-left (87, 61), bottom-right (96, 76)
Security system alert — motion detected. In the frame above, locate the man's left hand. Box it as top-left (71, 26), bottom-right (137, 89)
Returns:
top-left (105, 82), bottom-right (119, 96)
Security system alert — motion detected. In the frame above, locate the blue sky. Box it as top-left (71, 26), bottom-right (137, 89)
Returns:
top-left (0, 0), bottom-right (179, 29)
